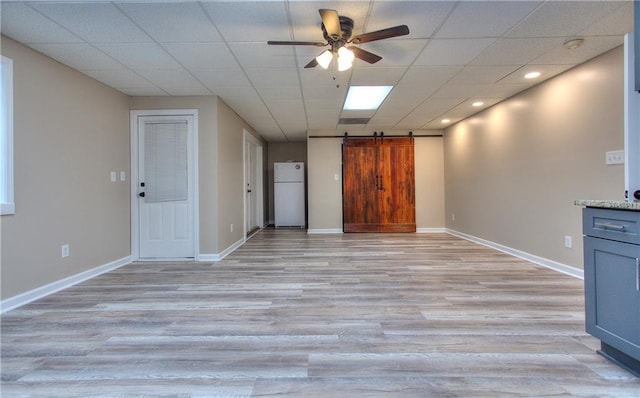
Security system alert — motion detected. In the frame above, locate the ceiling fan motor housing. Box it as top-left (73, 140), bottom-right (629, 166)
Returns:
top-left (322, 15), bottom-right (354, 49)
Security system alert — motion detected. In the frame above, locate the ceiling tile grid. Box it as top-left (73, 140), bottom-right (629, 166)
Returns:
top-left (0, 0), bottom-right (633, 142)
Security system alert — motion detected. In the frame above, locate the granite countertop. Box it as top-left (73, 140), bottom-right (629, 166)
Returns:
top-left (574, 200), bottom-right (640, 211)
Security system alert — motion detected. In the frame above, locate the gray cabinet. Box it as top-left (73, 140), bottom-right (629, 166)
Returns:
top-left (583, 207), bottom-right (640, 376)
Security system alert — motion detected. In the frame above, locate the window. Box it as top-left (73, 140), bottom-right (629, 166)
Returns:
top-left (1, 55), bottom-right (14, 215)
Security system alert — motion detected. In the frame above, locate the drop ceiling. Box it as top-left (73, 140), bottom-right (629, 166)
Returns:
top-left (0, 1), bottom-right (633, 142)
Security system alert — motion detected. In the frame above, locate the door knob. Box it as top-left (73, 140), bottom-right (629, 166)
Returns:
top-left (139, 192), bottom-right (145, 197)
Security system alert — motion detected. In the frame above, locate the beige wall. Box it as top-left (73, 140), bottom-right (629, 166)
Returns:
top-left (216, 99), bottom-right (263, 251)
top-left (130, 96), bottom-right (263, 255)
top-left (307, 131), bottom-right (445, 232)
top-left (0, 37), bottom-right (131, 299)
top-left (444, 46), bottom-right (625, 269)
top-left (267, 142), bottom-right (307, 224)
top-left (130, 96), bottom-right (219, 253)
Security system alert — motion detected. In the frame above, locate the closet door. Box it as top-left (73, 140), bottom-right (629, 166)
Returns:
top-left (343, 139), bottom-right (379, 232)
top-left (378, 138), bottom-right (415, 232)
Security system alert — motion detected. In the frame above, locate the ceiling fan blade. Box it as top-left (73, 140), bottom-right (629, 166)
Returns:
top-left (319, 9), bottom-right (341, 39)
top-left (350, 25), bottom-right (409, 44)
top-left (304, 58), bottom-right (319, 68)
top-left (268, 40), bottom-right (326, 46)
top-left (349, 46), bottom-right (382, 64)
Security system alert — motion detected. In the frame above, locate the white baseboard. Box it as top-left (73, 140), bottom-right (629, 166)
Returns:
top-left (199, 237), bottom-right (246, 262)
top-left (417, 227), bottom-right (447, 233)
top-left (1, 256), bottom-right (132, 314)
top-left (446, 229), bottom-right (583, 279)
top-left (307, 228), bottom-right (343, 234)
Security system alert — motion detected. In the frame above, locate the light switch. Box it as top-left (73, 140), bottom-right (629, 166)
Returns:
top-left (334, 173), bottom-right (339, 181)
top-left (120, 171), bottom-right (126, 181)
top-left (110, 171), bottom-right (117, 182)
top-left (605, 150), bottom-right (624, 165)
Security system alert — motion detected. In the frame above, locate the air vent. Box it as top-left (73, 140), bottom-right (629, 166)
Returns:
top-left (339, 118), bottom-right (370, 125)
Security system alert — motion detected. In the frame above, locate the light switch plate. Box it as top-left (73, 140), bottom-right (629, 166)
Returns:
top-left (110, 171), bottom-right (117, 182)
top-left (605, 150), bottom-right (624, 165)
top-left (120, 171), bottom-right (126, 181)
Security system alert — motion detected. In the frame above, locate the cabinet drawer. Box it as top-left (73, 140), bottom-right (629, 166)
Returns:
top-left (583, 208), bottom-right (640, 244)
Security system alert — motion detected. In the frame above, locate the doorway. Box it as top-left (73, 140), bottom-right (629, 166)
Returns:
top-left (131, 110), bottom-right (199, 259)
top-left (244, 130), bottom-right (264, 237)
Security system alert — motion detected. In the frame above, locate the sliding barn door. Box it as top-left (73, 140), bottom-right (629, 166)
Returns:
top-left (343, 137), bottom-right (415, 233)
top-left (343, 140), bottom-right (378, 231)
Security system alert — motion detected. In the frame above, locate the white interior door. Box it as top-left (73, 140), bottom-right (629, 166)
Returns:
top-left (244, 131), bottom-right (263, 235)
top-left (245, 140), bottom-right (255, 233)
top-left (137, 115), bottom-right (195, 258)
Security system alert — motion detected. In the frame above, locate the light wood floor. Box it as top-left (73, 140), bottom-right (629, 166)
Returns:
top-left (2, 230), bottom-right (639, 397)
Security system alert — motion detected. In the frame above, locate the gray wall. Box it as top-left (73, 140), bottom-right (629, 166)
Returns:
top-left (444, 46), bottom-right (625, 269)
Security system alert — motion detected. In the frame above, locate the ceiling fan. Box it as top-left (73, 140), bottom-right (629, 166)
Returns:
top-left (267, 9), bottom-right (409, 71)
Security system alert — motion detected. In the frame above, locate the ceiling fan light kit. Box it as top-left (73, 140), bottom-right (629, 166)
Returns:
top-left (268, 8), bottom-right (409, 71)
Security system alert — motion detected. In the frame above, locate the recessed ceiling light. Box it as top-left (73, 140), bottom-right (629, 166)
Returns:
top-left (472, 101), bottom-right (484, 107)
top-left (524, 71), bottom-right (541, 79)
top-left (343, 86), bottom-right (393, 110)
top-left (441, 119), bottom-right (450, 123)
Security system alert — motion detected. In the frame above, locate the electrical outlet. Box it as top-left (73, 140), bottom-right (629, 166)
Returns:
top-left (564, 236), bottom-right (572, 249)
top-left (61, 244), bottom-right (70, 258)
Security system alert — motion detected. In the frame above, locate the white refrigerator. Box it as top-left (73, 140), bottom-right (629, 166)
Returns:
top-left (274, 162), bottom-right (305, 228)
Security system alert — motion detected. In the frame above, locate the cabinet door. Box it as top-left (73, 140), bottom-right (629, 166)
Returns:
top-left (343, 139), bottom-right (379, 232)
top-left (378, 138), bottom-right (416, 232)
top-left (584, 236), bottom-right (640, 361)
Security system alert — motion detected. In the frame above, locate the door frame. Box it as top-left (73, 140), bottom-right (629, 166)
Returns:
top-left (243, 129), bottom-right (264, 237)
top-left (130, 109), bottom-right (199, 260)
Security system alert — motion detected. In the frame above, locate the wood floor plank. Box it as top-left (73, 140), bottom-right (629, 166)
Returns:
top-left (2, 230), bottom-right (639, 397)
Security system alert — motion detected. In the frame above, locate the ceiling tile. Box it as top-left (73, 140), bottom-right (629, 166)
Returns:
top-left (245, 69), bottom-right (300, 88)
top-left (358, 39), bottom-right (428, 67)
top-left (506, 1), bottom-right (624, 38)
top-left (0, 3), bottom-right (83, 44)
top-left (202, 1), bottom-right (288, 42)
top-left (531, 36), bottom-right (624, 66)
top-left (190, 69), bottom-right (252, 90)
top-left (133, 69), bottom-right (211, 96)
top-left (30, 43), bottom-right (124, 70)
top-left (94, 43), bottom-right (182, 70)
top-left (579, 1), bottom-right (632, 37)
top-left (163, 43), bottom-right (238, 69)
top-left (436, 1), bottom-right (540, 38)
top-left (119, 87), bottom-right (168, 96)
top-left (368, 1), bottom-right (455, 39)
top-left (414, 38), bottom-right (496, 66)
top-left (117, 2), bottom-right (222, 43)
top-left (31, 2), bottom-right (151, 43)
top-left (80, 69), bottom-right (155, 89)
top-left (449, 65), bottom-right (521, 85)
top-left (397, 66), bottom-right (463, 92)
top-left (229, 43), bottom-right (297, 69)
top-left (350, 67), bottom-right (406, 86)
top-left (257, 86), bottom-right (303, 101)
top-left (470, 38), bottom-right (560, 66)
